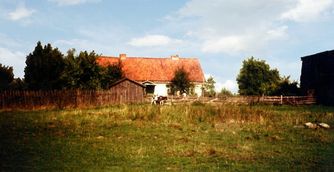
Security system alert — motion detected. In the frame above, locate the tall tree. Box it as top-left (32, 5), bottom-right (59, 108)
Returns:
top-left (62, 49), bottom-right (123, 90)
top-left (0, 64), bottom-right (14, 90)
top-left (203, 76), bottom-right (216, 97)
top-left (61, 49), bottom-right (82, 89)
top-left (171, 67), bottom-right (192, 95)
top-left (75, 51), bottom-right (101, 89)
top-left (237, 57), bottom-right (280, 95)
top-left (24, 41), bottom-right (65, 90)
top-left (100, 63), bottom-right (123, 89)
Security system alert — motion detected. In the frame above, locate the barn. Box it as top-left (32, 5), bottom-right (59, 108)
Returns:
top-left (97, 54), bottom-right (205, 97)
top-left (300, 50), bottom-right (334, 105)
top-left (109, 78), bottom-right (146, 103)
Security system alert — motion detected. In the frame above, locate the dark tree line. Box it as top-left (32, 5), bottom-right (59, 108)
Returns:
top-left (0, 64), bottom-right (14, 90)
top-left (1, 41), bottom-right (123, 91)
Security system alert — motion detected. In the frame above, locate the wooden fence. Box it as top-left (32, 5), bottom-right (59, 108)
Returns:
top-left (260, 96), bottom-right (316, 105)
top-left (163, 95), bottom-right (316, 105)
top-left (0, 90), bottom-right (145, 110)
top-left (0, 90), bottom-right (317, 110)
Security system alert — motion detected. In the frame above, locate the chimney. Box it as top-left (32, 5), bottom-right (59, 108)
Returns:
top-left (119, 53), bottom-right (126, 60)
top-left (171, 54), bottom-right (179, 60)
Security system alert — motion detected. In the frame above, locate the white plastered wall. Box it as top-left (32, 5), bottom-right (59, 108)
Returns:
top-left (194, 84), bottom-right (203, 97)
top-left (153, 84), bottom-right (168, 96)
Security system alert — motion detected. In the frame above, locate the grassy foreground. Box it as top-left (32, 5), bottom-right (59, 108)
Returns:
top-left (1, 103), bottom-right (334, 171)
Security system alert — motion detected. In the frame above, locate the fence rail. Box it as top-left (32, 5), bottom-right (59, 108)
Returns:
top-left (164, 95), bottom-right (316, 105)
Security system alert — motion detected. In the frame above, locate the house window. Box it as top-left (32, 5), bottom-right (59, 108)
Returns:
top-left (145, 85), bottom-right (155, 94)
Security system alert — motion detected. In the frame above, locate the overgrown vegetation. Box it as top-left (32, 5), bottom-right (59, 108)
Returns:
top-left (22, 42), bottom-right (124, 90)
top-left (203, 76), bottom-right (216, 97)
top-left (1, 104), bottom-right (333, 171)
top-left (0, 64), bottom-right (14, 90)
top-left (171, 67), bottom-right (193, 95)
top-left (237, 57), bottom-right (299, 96)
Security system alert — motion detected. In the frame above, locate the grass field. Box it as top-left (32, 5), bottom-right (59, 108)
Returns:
top-left (1, 103), bottom-right (334, 171)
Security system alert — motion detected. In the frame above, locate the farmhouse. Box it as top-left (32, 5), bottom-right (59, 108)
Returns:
top-left (97, 54), bottom-right (205, 96)
top-left (300, 50), bottom-right (334, 105)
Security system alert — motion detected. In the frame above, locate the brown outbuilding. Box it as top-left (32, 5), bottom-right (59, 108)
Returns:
top-left (109, 78), bottom-right (146, 104)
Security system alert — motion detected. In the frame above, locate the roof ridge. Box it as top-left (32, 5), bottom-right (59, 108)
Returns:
top-left (99, 56), bottom-right (199, 59)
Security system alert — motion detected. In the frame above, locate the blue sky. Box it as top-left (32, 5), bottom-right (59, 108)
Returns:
top-left (1, 0), bottom-right (334, 93)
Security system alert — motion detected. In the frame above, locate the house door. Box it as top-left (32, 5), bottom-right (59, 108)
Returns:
top-left (142, 81), bottom-right (155, 95)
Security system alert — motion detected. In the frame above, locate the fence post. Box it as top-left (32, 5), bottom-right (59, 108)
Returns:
top-left (280, 95), bottom-right (283, 105)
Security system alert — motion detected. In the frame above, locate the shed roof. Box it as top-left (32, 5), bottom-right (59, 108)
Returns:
top-left (97, 55), bottom-right (205, 83)
top-left (301, 50), bottom-right (334, 61)
top-left (110, 77), bottom-right (146, 88)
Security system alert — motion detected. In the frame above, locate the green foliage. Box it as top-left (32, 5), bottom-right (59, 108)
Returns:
top-left (0, 64), bottom-right (14, 90)
top-left (273, 76), bottom-right (301, 96)
top-left (100, 63), bottom-right (123, 89)
top-left (24, 41), bottom-right (65, 90)
top-left (237, 57), bottom-right (281, 95)
top-left (61, 49), bottom-right (102, 89)
top-left (203, 76), bottom-right (216, 97)
top-left (61, 49), bottom-right (123, 90)
top-left (8, 78), bottom-right (26, 90)
top-left (61, 49), bottom-right (81, 89)
top-left (73, 51), bottom-right (101, 89)
top-left (171, 67), bottom-right (193, 94)
top-left (219, 87), bottom-right (233, 97)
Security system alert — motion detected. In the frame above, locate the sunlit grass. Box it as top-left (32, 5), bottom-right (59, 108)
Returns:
top-left (1, 104), bottom-right (334, 171)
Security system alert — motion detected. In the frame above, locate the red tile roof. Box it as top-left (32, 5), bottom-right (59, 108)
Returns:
top-left (97, 55), bottom-right (205, 83)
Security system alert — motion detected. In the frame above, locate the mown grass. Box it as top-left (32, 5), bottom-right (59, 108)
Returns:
top-left (1, 104), bottom-right (334, 171)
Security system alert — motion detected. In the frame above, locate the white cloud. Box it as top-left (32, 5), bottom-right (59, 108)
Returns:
top-left (173, 0), bottom-right (292, 54)
top-left (266, 26), bottom-right (289, 41)
top-left (128, 35), bottom-right (183, 47)
top-left (201, 36), bottom-right (246, 54)
top-left (0, 47), bottom-right (25, 78)
top-left (48, 0), bottom-right (101, 6)
top-left (281, 0), bottom-right (334, 22)
top-left (204, 74), bottom-right (238, 93)
top-left (169, 0), bottom-right (334, 54)
top-left (215, 80), bottom-right (238, 93)
top-left (8, 4), bottom-right (35, 21)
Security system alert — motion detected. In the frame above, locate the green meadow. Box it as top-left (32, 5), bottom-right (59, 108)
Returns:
top-left (1, 104), bottom-right (334, 171)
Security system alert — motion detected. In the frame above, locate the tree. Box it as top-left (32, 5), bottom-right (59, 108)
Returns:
top-left (203, 76), bottom-right (216, 97)
top-left (24, 41), bottom-right (65, 90)
top-left (74, 50), bottom-right (101, 89)
top-left (61, 50), bottom-right (101, 89)
top-left (237, 57), bottom-right (280, 95)
top-left (218, 87), bottom-right (233, 97)
top-left (170, 67), bottom-right (192, 95)
top-left (61, 49), bottom-right (82, 89)
top-left (100, 63), bottom-right (123, 89)
top-left (0, 64), bottom-right (14, 90)
top-left (273, 76), bottom-right (300, 96)
top-left (9, 78), bottom-right (26, 90)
